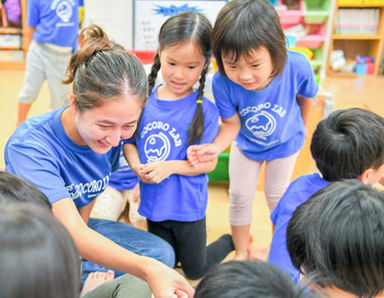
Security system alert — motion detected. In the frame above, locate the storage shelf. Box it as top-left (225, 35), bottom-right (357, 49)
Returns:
top-left (332, 34), bottom-right (382, 39)
top-left (0, 27), bottom-right (21, 34)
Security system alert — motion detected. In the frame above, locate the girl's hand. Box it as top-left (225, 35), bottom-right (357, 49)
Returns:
top-left (187, 143), bottom-right (220, 166)
top-left (132, 183), bottom-right (140, 204)
top-left (140, 161), bottom-right (172, 184)
top-left (145, 259), bottom-right (194, 298)
top-left (135, 164), bottom-right (154, 184)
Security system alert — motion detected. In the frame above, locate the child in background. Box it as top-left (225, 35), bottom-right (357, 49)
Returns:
top-left (17, 0), bottom-right (80, 126)
top-left (187, 0), bottom-right (318, 260)
top-left (194, 260), bottom-right (312, 298)
top-left (287, 180), bottom-right (384, 297)
top-left (91, 147), bottom-right (146, 228)
top-left (125, 11), bottom-right (234, 280)
top-left (269, 108), bottom-right (384, 282)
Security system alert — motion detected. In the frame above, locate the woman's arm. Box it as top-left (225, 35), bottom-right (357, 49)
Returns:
top-left (187, 113), bottom-right (241, 165)
top-left (52, 198), bottom-right (194, 297)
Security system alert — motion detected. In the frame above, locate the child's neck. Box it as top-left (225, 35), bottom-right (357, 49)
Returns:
top-left (156, 85), bottom-right (194, 100)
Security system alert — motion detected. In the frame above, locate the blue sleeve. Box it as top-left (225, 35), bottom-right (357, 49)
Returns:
top-left (5, 141), bottom-right (72, 204)
top-left (212, 73), bottom-right (238, 120)
top-left (27, 0), bottom-right (40, 27)
top-left (294, 52), bottom-right (319, 98)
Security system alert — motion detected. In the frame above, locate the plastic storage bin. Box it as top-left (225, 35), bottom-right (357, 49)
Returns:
top-left (296, 23), bottom-right (326, 48)
top-left (303, 0), bottom-right (330, 23)
top-left (128, 50), bottom-right (156, 64)
top-left (278, 0), bottom-right (304, 28)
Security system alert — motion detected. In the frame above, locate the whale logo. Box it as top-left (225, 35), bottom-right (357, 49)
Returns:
top-left (56, 1), bottom-right (73, 23)
top-left (144, 132), bottom-right (171, 162)
top-left (245, 111), bottom-right (276, 140)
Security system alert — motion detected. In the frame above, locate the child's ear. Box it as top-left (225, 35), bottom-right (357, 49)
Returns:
top-left (360, 168), bottom-right (375, 184)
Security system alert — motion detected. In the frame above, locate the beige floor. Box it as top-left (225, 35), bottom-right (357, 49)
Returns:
top-left (1, 70), bottom-right (384, 270)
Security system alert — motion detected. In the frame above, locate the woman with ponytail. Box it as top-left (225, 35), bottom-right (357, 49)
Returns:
top-left (5, 24), bottom-right (194, 298)
top-left (124, 11), bottom-right (234, 280)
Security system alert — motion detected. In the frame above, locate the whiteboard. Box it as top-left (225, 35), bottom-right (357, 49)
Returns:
top-left (133, 0), bottom-right (227, 50)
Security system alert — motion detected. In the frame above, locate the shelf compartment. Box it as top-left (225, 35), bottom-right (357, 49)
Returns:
top-left (303, 0), bottom-right (330, 23)
top-left (278, 0), bottom-right (305, 28)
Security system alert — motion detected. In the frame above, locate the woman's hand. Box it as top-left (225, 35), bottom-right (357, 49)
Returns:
top-left (144, 258), bottom-right (194, 298)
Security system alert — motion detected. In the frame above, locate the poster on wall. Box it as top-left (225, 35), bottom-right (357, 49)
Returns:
top-left (133, 0), bottom-right (227, 50)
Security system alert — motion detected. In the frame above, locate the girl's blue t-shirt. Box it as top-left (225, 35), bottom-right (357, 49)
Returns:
top-left (28, 0), bottom-right (79, 49)
top-left (130, 86), bottom-right (219, 222)
top-left (4, 106), bottom-right (120, 210)
top-left (213, 50), bottom-right (319, 161)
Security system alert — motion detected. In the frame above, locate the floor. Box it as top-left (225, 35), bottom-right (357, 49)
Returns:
top-left (1, 69), bottom-right (384, 279)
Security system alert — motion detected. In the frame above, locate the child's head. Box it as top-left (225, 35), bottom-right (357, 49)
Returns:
top-left (0, 171), bottom-right (51, 209)
top-left (148, 11), bottom-right (212, 144)
top-left (0, 203), bottom-right (80, 298)
top-left (287, 179), bottom-right (384, 297)
top-left (310, 108), bottom-right (384, 183)
top-left (194, 260), bottom-right (311, 298)
top-left (212, 0), bottom-right (287, 87)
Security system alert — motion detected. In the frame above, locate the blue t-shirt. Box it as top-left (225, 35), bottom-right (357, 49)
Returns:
top-left (213, 50), bottom-right (319, 161)
top-left (5, 106), bottom-right (120, 210)
top-left (268, 173), bottom-right (330, 282)
top-left (131, 86), bottom-right (219, 222)
top-left (108, 148), bottom-right (139, 191)
top-left (28, 0), bottom-right (79, 49)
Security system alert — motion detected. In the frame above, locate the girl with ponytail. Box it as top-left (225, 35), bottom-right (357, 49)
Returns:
top-left (125, 11), bottom-right (234, 280)
top-left (5, 24), bottom-right (194, 298)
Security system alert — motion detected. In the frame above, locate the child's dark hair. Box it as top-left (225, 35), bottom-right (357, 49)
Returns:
top-left (310, 108), bottom-right (384, 181)
top-left (287, 179), bottom-right (384, 297)
top-left (63, 24), bottom-right (148, 111)
top-left (0, 203), bottom-right (80, 298)
top-left (0, 171), bottom-right (51, 209)
top-left (194, 260), bottom-right (313, 298)
top-left (212, 0), bottom-right (287, 78)
top-left (148, 11), bottom-right (212, 144)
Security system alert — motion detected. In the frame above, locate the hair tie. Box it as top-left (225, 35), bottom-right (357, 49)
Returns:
top-left (197, 99), bottom-right (203, 104)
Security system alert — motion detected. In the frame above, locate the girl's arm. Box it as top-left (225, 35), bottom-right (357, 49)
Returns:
top-left (140, 158), bottom-right (218, 184)
top-left (52, 198), bottom-right (194, 297)
top-left (123, 143), bottom-right (152, 183)
top-left (187, 113), bottom-right (241, 165)
top-left (296, 95), bottom-right (313, 137)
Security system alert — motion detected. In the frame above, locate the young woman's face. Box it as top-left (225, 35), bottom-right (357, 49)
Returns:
top-left (75, 95), bottom-right (142, 154)
top-left (159, 41), bottom-right (206, 99)
top-left (222, 46), bottom-right (274, 91)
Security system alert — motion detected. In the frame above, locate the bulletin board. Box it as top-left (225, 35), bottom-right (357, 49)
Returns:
top-left (133, 0), bottom-right (227, 50)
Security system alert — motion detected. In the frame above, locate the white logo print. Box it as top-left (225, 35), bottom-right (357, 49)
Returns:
top-left (245, 110), bottom-right (276, 140)
top-left (51, 0), bottom-right (74, 24)
top-left (144, 132), bottom-right (171, 162)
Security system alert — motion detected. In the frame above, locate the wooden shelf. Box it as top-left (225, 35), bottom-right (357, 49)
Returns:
top-left (332, 34), bottom-right (382, 39)
top-left (0, 27), bottom-right (22, 34)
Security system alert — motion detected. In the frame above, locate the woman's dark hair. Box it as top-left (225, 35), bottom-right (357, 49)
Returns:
top-left (287, 179), bottom-right (384, 297)
top-left (63, 24), bottom-right (148, 111)
top-left (0, 204), bottom-right (80, 298)
top-left (212, 0), bottom-right (287, 78)
top-left (310, 108), bottom-right (384, 181)
top-left (148, 11), bottom-right (212, 144)
top-left (195, 260), bottom-right (313, 298)
top-left (0, 171), bottom-right (51, 209)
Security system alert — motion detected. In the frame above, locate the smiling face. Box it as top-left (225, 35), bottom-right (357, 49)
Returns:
top-left (73, 95), bottom-right (142, 154)
top-left (158, 40), bottom-right (206, 99)
top-left (222, 46), bottom-right (274, 91)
